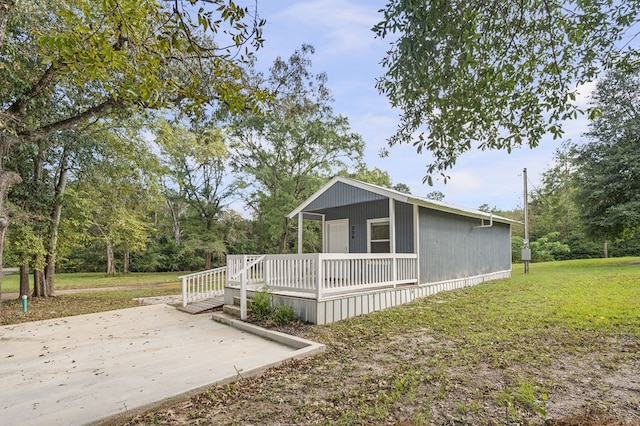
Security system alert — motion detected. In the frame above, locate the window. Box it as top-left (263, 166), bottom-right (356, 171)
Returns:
top-left (368, 219), bottom-right (390, 253)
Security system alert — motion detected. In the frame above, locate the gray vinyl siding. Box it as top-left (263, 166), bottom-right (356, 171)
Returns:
top-left (320, 199), bottom-right (414, 253)
top-left (324, 200), bottom-right (387, 253)
top-left (305, 181), bottom-right (386, 211)
top-left (418, 207), bottom-right (511, 283)
top-left (394, 200), bottom-right (413, 253)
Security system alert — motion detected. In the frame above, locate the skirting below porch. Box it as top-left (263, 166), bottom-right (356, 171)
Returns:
top-left (225, 269), bottom-right (511, 325)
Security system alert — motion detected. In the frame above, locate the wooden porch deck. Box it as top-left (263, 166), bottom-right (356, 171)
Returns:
top-left (177, 296), bottom-right (225, 314)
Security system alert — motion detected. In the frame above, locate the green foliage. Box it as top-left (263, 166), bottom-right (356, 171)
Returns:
top-left (272, 304), bottom-right (296, 326)
top-left (574, 70), bottom-right (640, 240)
top-left (425, 191), bottom-right (445, 201)
top-left (0, 0), bottom-right (266, 282)
top-left (530, 232), bottom-right (571, 262)
top-left (228, 45), bottom-right (365, 253)
top-left (511, 236), bottom-right (524, 263)
top-left (250, 287), bottom-right (273, 320)
top-left (609, 233), bottom-right (640, 258)
top-left (342, 166), bottom-right (392, 188)
top-left (373, 0), bottom-right (640, 182)
top-left (249, 287), bottom-right (296, 325)
top-left (529, 141), bottom-right (580, 241)
top-left (559, 232), bottom-right (602, 260)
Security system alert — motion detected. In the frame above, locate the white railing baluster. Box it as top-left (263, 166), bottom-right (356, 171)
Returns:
top-left (221, 253), bottom-right (417, 301)
top-left (180, 266), bottom-right (228, 306)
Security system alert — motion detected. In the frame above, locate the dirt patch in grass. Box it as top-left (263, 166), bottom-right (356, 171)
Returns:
top-left (119, 319), bottom-right (639, 426)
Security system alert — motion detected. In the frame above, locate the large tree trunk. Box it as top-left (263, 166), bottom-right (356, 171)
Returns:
top-left (278, 218), bottom-right (290, 254)
top-left (44, 146), bottom-right (70, 295)
top-left (123, 250), bottom-right (130, 274)
top-left (106, 241), bottom-right (116, 275)
top-left (205, 251), bottom-right (212, 270)
top-left (165, 196), bottom-right (182, 244)
top-left (32, 269), bottom-right (47, 297)
top-left (19, 262), bottom-right (29, 298)
top-left (0, 169), bottom-right (23, 311)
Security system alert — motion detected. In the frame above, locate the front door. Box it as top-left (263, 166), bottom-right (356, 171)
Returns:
top-left (326, 219), bottom-right (349, 253)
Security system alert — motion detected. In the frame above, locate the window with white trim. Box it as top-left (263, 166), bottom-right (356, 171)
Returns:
top-left (368, 218), bottom-right (390, 253)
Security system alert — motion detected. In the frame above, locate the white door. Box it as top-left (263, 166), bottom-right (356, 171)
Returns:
top-left (326, 219), bottom-right (349, 253)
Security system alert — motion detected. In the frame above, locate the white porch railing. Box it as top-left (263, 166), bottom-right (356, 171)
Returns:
top-left (180, 267), bottom-right (226, 307)
top-left (227, 253), bottom-right (418, 300)
top-left (227, 255), bottom-right (266, 320)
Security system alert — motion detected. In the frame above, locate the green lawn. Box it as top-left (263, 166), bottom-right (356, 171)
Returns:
top-left (2, 258), bottom-right (639, 424)
top-left (1, 270), bottom-right (186, 293)
top-left (127, 257), bottom-right (640, 425)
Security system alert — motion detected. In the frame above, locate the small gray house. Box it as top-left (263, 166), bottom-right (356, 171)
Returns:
top-left (183, 177), bottom-right (516, 324)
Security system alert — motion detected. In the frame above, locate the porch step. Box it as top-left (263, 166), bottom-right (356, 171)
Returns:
top-left (222, 296), bottom-right (254, 319)
top-left (177, 296), bottom-right (225, 314)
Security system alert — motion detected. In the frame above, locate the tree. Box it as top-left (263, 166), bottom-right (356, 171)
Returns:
top-left (373, 1), bottom-right (640, 183)
top-left (228, 46), bottom-right (365, 253)
top-left (69, 124), bottom-right (160, 276)
top-left (529, 141), bottom-right (581, 241)
top-left (393, 183), bottom-right (411, 194)
top-left (574, 70), bottom-right (640, 240)
top-left (343, 166), bottom-right (392, 188)
top-left (155, 120), bottom-right (231, 269)
top-left (0, 0), bottom-right (265, 303)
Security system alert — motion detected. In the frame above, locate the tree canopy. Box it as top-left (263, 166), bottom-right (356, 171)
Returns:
top-left (374, 0), bottom-right (640, 183)
top-left (574, 70), bottom-right (640, 240)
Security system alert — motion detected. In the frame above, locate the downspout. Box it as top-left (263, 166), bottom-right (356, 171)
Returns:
top-left (474, 213), bottom-right (493, 228)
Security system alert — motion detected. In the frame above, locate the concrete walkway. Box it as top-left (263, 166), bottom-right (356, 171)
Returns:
top-left (0, 305), bottom-right (324, 426)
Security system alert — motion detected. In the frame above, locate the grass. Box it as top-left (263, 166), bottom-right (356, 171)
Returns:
top-left (123, 257), bottom-right (640, 425)
top-left (0, 271), bottom-right (184, 325)
top-left (0, 270), bottom-right (185, 292)
top-left (2, 258), bottom-right (639, 424)
top-left (0, 286), bottom-right (181, 325)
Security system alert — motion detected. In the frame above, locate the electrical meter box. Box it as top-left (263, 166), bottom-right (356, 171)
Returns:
top-left (521, 248), bottom-right (531, 262)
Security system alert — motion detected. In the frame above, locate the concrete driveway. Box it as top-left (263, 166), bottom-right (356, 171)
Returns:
top-left (0, 304), bottom-right (323, 425)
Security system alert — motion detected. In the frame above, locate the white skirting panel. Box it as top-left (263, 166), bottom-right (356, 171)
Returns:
top-left (224, 270), bottom-right (511, 325)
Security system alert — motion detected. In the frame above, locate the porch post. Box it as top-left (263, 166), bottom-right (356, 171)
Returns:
top-left (414, 204), bottom-right (420, 284)
top-left (389, 198), bottom-right (396, 253)
top-left (389, 198), bottom-right (397, 286)
top-left (316, 253), bottom-right (323, 300)
top-left (297, 212), bottom-right (304, 254)
top-left (321, 215), bottom-right (326, 253)
top-left (240, 255), bottom-right (247, 320)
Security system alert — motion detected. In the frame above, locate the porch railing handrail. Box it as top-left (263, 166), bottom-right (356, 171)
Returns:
top-left (227, 255), bottom-right (266, 320)
top-left (226, 253), bottom-right (418, 302)
top-left (228, 254), bottom-right (266, 281)
top-left (180, 266), bottom-right (226, 307)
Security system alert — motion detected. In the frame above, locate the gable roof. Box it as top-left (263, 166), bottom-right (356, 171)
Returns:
top-left (287, 176), bottom-right (519, 225)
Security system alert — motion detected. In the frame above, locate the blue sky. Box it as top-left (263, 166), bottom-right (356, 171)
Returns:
top-left (252, 0), bottom-right (595, 212)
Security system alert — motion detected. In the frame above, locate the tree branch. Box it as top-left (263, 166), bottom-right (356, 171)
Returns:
top-left (17, 99), bottom-right (120, 142)
top-left (6, 64), bottom-right (61, 120)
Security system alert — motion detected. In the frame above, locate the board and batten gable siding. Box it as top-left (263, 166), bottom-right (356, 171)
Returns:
top-left (418, 207), bottom-right (511, 283)
top-left (393, 200), bottom-right (414, 253)
top-left (321, 199), bottom-right (414, 253)
top-left (304, 181), bottom-right (387, 211)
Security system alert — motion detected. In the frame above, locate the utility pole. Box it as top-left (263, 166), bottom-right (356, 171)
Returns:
top-left (522, 168), bottom-right (530, 273)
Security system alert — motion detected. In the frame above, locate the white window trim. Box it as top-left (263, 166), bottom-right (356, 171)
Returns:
top-left (367, 217), bottom-right (390, 253)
